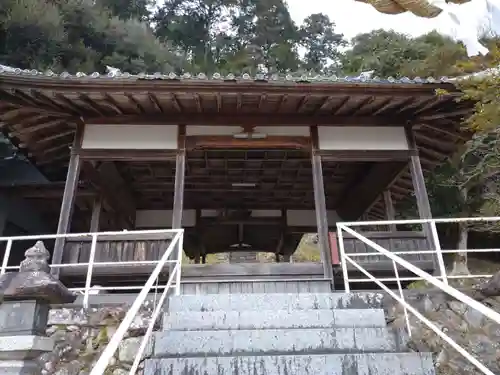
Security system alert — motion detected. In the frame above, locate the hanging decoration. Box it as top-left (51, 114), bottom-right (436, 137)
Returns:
top-left (356, 0), bottom-right (500, 57)
top-left (355, 0), bottom-right (469, 18)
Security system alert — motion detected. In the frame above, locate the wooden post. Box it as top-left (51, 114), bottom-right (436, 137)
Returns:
top-left (172, 125), bottom-right (186, 229)
top-left (171, 125), bottom-right (186, 274)
top-left (52, 125), bottom-right (84, 278)
top-left (405, 127), bottom-right (436, 254)
top-left (89, 195), bottom-right (102, 232)
top-left (383, 191), bottom-right (397, 231)
top-left (405, 127), bottom-right (433, 219)
top-left (310, 126), bottom-right (334, 286)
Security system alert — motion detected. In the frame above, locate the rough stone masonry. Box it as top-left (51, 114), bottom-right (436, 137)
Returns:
top-left (384, 273), bottom-right (500, 375)
top-left (40, 304), bottom-right (157, 375)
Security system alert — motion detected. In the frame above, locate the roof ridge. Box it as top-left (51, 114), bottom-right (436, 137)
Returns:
top-left (0, 65), bottom-right (455, 84)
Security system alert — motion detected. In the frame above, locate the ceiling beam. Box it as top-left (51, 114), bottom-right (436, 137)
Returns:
top-left (81, 161), bottom-right (135, 229)
top-left (336, 161), bottom-right (408, 221)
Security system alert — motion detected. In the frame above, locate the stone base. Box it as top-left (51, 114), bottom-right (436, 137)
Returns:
top-left (0, 360), bottom-right (40, 375)
top-left (0, 335), bottom-right (54, 360)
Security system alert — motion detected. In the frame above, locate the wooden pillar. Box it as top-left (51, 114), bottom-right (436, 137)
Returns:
top-left (89, 195), bottom-right (102, 232)
top-left (405, 127), bottom-right (435, 253)
top-left (52, 125), bottom-right (84, 278)
top-left (172, 125), bottom-right (186, 229)
top-left (310, 126), bottom-right (334, 285)
top-left (405, 127), bottom-right (433, 219)
top-left (383, 191), bottom-right (397, 231)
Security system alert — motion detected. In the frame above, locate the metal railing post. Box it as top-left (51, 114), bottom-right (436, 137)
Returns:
top-left (175, 230), bottom-right (184, 296)
top-left (83, 233), bottom-right (98, 309)
top-left (429, 219), bottom-right (448, 285)
top-left (336, 224), bottom-right (350, 293)
top-left (0, 239), bottom-right (12, 275)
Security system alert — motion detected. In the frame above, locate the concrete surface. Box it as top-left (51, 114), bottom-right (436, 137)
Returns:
top-left (145, 352), bottom-right (435, 375)
top-left (154, 327), bottom-right (399, 356)
top-left (163, 309), bottom-right (387, 331)
top-left (168, 292), bottom-right (384, 312)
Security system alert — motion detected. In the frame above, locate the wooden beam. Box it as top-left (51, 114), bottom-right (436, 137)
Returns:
top-left (310, 126), bottom-right (334, 286)
top-left (172, 126), bottom-right (187, 230)
top-left (320, 149), bottom-right (410, 162)
top-left (406, 128), bottom-right (433, 220)
top-left (52, 123), bottom-right (83, 278)
top-left (186, 135), bottom-right (311, 150)
top-left (75, 149), bottom-right (176, 161)
top-left (336, 161), bottom-right (407, 221)
top-left (85, 114), bottom-right (412, 127)
top-left (405, 126), bottom-right (438, 264)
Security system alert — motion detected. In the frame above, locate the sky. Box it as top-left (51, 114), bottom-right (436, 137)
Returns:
top-left (286, 0), bottom-right (491, 40)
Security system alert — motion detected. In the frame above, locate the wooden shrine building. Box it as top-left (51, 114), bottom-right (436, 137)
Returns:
top-left (0, 69), bottom-right (473, 288)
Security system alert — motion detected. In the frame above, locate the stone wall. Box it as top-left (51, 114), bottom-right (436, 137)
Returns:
top-left (39, 303), bottom-right (158, 375)
top-left (383, 280), bottom-right (500, 375)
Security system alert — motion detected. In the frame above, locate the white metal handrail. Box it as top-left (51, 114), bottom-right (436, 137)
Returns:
top-left (336, 219), bottom-right (500, 375)
top-left (337, 216), bottom-right (500, 286)
top-left (0, 229), bottom-right (182, 308)
top-left (0, 228), bottom-right (184, 374)
top-left (89, 229), bottom-right (184, 375)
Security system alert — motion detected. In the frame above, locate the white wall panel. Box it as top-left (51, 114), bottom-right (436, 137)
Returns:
top-left (317, 126), bottom-right (408, 151)
top-left (82, 124), bottom-right (178, 149)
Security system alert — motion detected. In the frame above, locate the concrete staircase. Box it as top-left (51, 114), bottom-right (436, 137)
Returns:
top-left (144, 282), bottom-right (435, 375)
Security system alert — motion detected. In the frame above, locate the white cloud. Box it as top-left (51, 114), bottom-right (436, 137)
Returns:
top-left (286, 0), bottom-right (491, 40)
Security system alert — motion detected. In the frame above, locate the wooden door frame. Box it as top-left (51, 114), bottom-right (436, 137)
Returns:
top-left (185, 135), bottom-right (311, 151)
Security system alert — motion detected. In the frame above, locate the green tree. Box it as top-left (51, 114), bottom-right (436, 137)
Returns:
top-left (97, 0), bottom-right (153, 21)
top-left (0, 0), bottom-right (183, 74)
top-left (0, 0), bottom-right (65, 70)
top-left (299, 13), bottom-right (345, 73)
top-left (341, 29), bottom-right (466, 78)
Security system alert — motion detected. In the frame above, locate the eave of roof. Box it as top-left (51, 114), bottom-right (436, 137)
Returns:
top-left (0, 66), bottom-right (460, 87)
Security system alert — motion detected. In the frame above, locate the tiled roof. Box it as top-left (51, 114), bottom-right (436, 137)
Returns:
top-left (0, 65), bottom-right (455, 84)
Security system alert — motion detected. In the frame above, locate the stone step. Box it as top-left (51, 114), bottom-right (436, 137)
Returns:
top-left (145, 352), bottom-right (435, 375)
top-left (168, 292), bottom-right (384, 312)
top-left (153, 327), bottom-right (400, 357)
top-left (163, 309), bottom-right (387, 331)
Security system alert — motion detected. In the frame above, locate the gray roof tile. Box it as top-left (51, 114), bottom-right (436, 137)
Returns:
top-left (0, 66), bottom-right (455, 84)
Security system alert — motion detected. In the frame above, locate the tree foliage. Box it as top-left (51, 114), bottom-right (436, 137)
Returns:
top-left (0, 0), bottom-right (346, 75)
